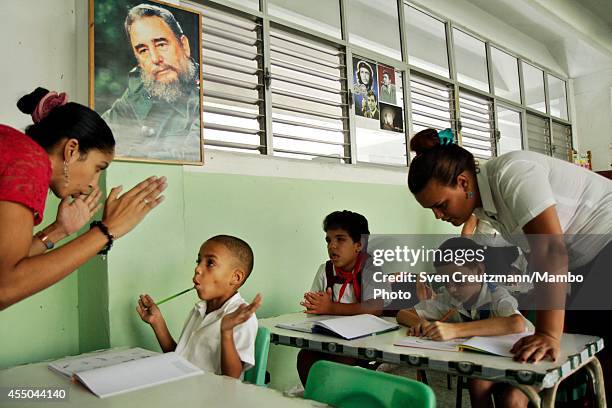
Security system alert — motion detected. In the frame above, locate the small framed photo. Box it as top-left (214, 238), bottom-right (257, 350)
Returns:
top-left (353, 56), bottom-right (379, 120)
top-left (377, 64), bottom-right (397, 106)
top-left (90, 0), bottom-right (203, 164)
top-left (379, 103), bottom-right (404, 133)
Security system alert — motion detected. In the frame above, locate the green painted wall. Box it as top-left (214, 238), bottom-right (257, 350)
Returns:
top-left (0, 196), bottom-right (80, 369)
top-left (0, 161), bottom-right (456, 390)
top-left (101, 163), bottom-right (457, 390)
top-left (77, 174), bottom-right (110, 353)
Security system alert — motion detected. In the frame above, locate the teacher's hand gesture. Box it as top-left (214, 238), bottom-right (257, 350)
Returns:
top-left (54, 185), bottom-right (104, 236)
top-left (102, 176), bottom-right (168, 239)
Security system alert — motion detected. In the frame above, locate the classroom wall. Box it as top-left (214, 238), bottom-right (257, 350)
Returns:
top-left (0, 0), bottom-right (81, 369)
top-left (100, 161), bottom-right (456, 390)
top-left (573, 68), bottom-right (612, 171)
top-left (3, 0), bottom-right (606, 393)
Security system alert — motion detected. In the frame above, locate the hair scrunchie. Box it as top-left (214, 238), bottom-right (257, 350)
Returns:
top-left (32, 91), bottom-right (68, 124)
top-left (437, 128), bottom-right (455, 146)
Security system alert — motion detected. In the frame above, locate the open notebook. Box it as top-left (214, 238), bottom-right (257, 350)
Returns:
top-left (48, 348), bottom-right (203, 398)
top-left (276, 314), bottom-right (399, 340)
top-left (394, 332), bottom-right (533, 357)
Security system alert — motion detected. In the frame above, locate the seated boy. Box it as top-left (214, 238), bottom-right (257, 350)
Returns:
top-left (137, 235), bottom-right (261, 379)
top-left (297, 210), bottom-right (386, 386)
top-left (396, 237), bottom-right (532, 408)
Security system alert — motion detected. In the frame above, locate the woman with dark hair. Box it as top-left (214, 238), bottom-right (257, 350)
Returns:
top-left (0, 87), bottom-right (167, 310)
top-left (407, 128), bottom-right (611, 398)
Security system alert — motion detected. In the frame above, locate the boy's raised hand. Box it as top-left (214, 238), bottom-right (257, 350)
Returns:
top-left (136, 294), bottom-right (163, 326)
top-left (221, 294), bottom-right (262, 333)
top-left (301, 288), bottom-right (334, 314)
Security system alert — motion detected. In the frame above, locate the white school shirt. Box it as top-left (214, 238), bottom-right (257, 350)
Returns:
top-left (310, 257), bottom-right (392, 305)
top-left (175, 292), bottom-right (257, 376)
top-left (473, 151), bottom-right (612, 268)
top-left (415, 284), bottom-right (533, 331)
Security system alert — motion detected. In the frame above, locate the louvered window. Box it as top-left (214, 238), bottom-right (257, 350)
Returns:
top-left (551, 121), bottom-right (572, 161)
top-left (526, 113), bottom-right (551, 156)
top-left (270, 26), bottom-right (349, 162)
top-left (409, 74), bottom-right (455, 133)
top-left (199, 5), bottom-right (265, 154)
top-left (459, 91), bottom-right (494, 160)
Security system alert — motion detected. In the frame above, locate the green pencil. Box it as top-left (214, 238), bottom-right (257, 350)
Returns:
top-left (157, 287), bottom-right (195, 306)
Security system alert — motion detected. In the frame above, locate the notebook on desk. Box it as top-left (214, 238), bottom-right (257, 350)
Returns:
top-left (459, 332), bottom-right (533, 357)
top-left (276, 314), bottom-right (399, 340)
top-left (394, 332), bottom-right (533, 357)
top-left (48, 347), bottom-right (158, 378)
top-left (394, 337), bottom-right (467, 352)
top-left (48, 348), bottom-right (203, 398)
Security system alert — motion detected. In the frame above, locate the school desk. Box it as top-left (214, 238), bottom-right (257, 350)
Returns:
top-left (260, 312), bottom-right (606, 408)
top-left (0, 353), bottom-right (324, 408)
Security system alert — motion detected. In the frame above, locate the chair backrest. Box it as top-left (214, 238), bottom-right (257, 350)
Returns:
top-left (304, 360), bottom-right (436, 408)
top-left (243, 326), bottom-right (270, 386)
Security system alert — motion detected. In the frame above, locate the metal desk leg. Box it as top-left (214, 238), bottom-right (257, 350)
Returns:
top-left (584, 357), bottom-right (607, 408)
top-left (515, 384), bottom-right (542, 408)
top-left (540, 381), bottom-right (561, 408)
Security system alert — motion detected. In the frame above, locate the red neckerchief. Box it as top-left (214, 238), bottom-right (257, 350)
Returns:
top-left (335, 253), bottom-right (364, 302)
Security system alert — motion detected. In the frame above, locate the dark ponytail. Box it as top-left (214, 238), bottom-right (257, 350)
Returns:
top-left (407, 128), bottom-right (476, 194)
top-left (17, 87), bottom-right (115, 154)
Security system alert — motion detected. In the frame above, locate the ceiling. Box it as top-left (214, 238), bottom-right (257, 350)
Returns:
top-left (580, 0), bottom-right (612, 31)
top-left (464, 0), bottom-right (612, 77)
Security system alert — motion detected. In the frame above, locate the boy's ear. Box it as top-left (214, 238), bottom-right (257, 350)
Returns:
top-left (231, 267), bottom-right (246, 287)
top-left (354, 240), bottom-right (363, 253)
top-left (475, 263), bottom-right (485, 275)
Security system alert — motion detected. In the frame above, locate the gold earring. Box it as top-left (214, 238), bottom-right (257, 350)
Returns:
top-left (63, 161), bottom-right (70, 187)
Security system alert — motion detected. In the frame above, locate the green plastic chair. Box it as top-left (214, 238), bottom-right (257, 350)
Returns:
top-left (243, 327), bottom-right (270, 386)
top-left (304, 360), bottom-right (436, 408)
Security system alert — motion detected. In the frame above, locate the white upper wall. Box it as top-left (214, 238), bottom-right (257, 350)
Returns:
top-left (572, 68), bottom-right (612, 171)
top-left (0, 0), bottom-right (77, 130)
top-left (5, 0), bottom-right (608, 172)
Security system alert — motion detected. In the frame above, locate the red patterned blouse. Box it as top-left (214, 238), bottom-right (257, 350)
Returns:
top-left (0, 125), bottom-right (52, 226)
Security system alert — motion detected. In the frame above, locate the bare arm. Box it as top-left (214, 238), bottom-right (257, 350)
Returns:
top-left (405, 315), bottom-right (525, 340)
top-left (28, 222), bottom-right (69, 256)
top-left (220, 331), bottom-right (243, 378)
top-left (136, 294), bottom-right (177, 353)
top-left (429, 315), bottom-right (525, 339)
top-left (220, 295), bottom-right (262, 378)
top-left (28, 187), bottom-right (104, 257)
top-left (301, 289), bottom-right (383, 316)
top-left (396, 308), bottom-right (423, 326)
top-left (511, 206), bottom-right (567, 362)
top-left (0, 202), bottom-right (108, 310)
top-left (0, 176), bottom-right (167, 310)
top-left (151, 320), bottom-right (177, 353)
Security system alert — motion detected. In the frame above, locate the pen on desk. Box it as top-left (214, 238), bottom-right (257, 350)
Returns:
top-left (439, 308), bottom-right (457, 323)
top-left (157, 287), bottom-right (195, 306)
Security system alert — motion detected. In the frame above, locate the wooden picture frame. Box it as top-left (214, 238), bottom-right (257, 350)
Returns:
top-left (89, 0), bottom-right (203, 165)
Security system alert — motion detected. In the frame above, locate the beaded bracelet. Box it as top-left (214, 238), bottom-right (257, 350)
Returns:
top-left (90, 221), bottom-right (114, 256)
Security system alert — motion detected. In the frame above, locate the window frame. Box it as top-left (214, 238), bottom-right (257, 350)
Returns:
top-left (184, 0), bottom-right (572, 168)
